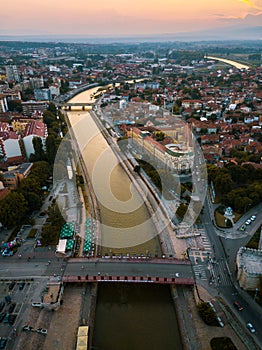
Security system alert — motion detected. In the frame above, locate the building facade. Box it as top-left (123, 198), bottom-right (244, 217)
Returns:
top-left (236, 247), bottom-right (262, 290)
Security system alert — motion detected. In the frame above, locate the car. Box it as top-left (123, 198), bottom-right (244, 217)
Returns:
top-left (208, 301), bottom-right (216, 312)
top-left (19, 282), bottom-right (25, 290)
top-left (217, 316), bottom-right (224, 327)
top-left (250, 215), bottom-right (256, 221)
top-left (36, 328), bottom-right (47, 335)
top-left (8, 303), bottom-right (16, 313)
top-left (8, 282), bottom-right (15, 291)
top-left (239, 225), bottom-right (246, 231)
top-left (22, 325), bottom-right (34, 332)
top-left (233, 301), bottom-right (244, 311)
top-left (0, 337), bottom-right (7, 349)
top-left (8, 314), bottom-right (16, 325)
top-left (0, 313), bottom-right (5, 323)
top-left (3, 314), bottom-right (9, 323)
top-left (2, 250), bottom-right (14, 257)
top-left (246, 322), bottom-right (255, 333)
top-left (245, 219), bottom-right (251, 225)
top-left (31, 302), bottom-right (43, 308)
top-left (0, 302), bottom-right (5, 312)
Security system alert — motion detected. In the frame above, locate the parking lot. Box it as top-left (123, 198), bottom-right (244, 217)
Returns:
top-left (0, 279), bottom-right (49, 349)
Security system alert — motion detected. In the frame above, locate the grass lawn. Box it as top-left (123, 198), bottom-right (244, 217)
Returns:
top-left (215, 211), bottom-right (241, 228)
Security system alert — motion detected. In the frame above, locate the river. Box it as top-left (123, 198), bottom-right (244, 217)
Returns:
top-left (206, 55), bottom-right (250, 70)
top-left (67, 88), bottom-right (161, 256)
top-left (93, 283), bottom-right (183, 350)
top-left (67, 88), bottom-right (181, 350)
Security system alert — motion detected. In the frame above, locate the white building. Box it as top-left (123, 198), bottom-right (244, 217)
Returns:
top-left (0, 95), bottom-right (8, 113)
top-left (3, 136), bottom-right (22, 160)
top-left (22, 120), bottom-right (48, 159)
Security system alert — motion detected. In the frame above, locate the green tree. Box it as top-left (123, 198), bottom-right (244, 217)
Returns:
top-left (46, 135), bottom-right (57, 165)
top-left (7, 100), bottom-right (22, 112)
top-left (30, 137), bottom-right (46, 162)
top-left (31, 161), bottom-right (51, 186)
top-left (0, 192), bottom-right (28, 228)
top-left (47, 102), bottom-right (57, 115)
top-left (214, 173), bottom-right (233, 195)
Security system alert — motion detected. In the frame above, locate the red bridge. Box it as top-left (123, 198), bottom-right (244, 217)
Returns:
top-left (62, 275), bottom-right (194, 285)
top-left (62, 258), bottom-right (194, 285)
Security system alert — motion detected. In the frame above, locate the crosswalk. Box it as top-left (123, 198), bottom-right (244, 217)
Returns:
top-left (192, 259), bottom-right (233, 286)
top-left (212, 259), bottom-right (232, 287)
top-left (193, 264), bottom-right (208, 281)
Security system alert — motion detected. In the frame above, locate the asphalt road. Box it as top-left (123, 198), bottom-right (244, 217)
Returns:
top-left (203, 197), bottom-right (262, 347)
top-left (0, 258), bottom-right (193, 280)
top-left (64, 260), bottom-right (193, 279)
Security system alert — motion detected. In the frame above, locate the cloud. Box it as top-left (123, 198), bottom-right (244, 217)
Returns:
top-left (239, 0), bottom-right (262, 10)
top-left (216, 10), bottom-right (262, 26)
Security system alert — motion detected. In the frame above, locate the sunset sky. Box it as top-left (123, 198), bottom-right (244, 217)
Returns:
top-left (1, 0), bottom-right (262, 36)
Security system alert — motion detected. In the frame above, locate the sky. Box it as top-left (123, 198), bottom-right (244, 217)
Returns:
top-left (1, 0), bottom-right (262, 36)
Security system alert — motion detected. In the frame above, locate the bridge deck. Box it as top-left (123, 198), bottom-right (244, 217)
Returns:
top-left (62, 275), bottom-right (194, 285)
top-left (63, 258), bottom-right (194, 285)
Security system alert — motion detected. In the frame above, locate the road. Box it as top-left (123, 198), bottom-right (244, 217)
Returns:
top-left (202, 197), bottom-right (262, 347)
top-left (0, 257), bottom-right (193, 280)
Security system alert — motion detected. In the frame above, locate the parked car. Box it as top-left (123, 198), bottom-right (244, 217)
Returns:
top-left (2, 250), bottom-right (13, 257)
top-left (245, 219), bottom-right (251, 225)
top-left (22, 325), bottom-right (34, 332)
top-left (246, 322), bottom-right (256, 333)
top-left (0, 302), bottom-right (5, 312)
top-left (207, 301), bottom-right (216, 312)
top-left (8, 314), bottom-right (16, 325)
top-left (239, 225), bottom-right (246, 231)
top-left (233, 301), bottom-right (243, 311)
top-left (217, 316), bottom-right (224, 327)
top-left (0, 337), bottom-right (7, 349)
top-left (8, 282), bottom-right (15, 291)
top-left (36, 328), bottom-right (47, 335)
top-left (8, 303), bottom-right (16, 313)
top-left (3, 314), bottom-right (9, 323)
top-left (19, 282), bottom-right (25, 290)
top-left (31, 302), bottom-right (43, 308)
top-left (250, 215), bottom-right (256, 221)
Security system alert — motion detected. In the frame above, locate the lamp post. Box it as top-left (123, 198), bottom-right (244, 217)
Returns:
top-left (253, 288), bottom-right (259, 301)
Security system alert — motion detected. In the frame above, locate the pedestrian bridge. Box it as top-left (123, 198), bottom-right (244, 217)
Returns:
top-left (62, 258), bottom-right (194, 285)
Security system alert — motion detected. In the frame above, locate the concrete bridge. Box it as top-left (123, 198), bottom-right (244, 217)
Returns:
top-left (58, 102), bottom-right (93, 111)
top-left (62, 258), bottom-right (194, 285)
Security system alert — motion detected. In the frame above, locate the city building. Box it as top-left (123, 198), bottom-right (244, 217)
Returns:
top-left (21, 100), bottom-right (48, 116)
top-left (34, 88), bottom-right (52, 101)
top-left (3, 162), bottom-right (32, 190)
top-left (22, 120), bottom-right (47, 159)
top-left (0, 95), bottom-right (8, 113)
top-left (5, 65), bottom-right (20, 82)
top-left (128, 126), bottom-right (194, 173)
top-left (236, 247), bottom-right (262, 291)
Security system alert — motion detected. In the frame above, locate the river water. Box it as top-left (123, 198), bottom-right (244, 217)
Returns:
top-left (67, 88), bottom-right (181, 350)
top-left (93, 283), bottom-right (183, 350)
top-left (67, 88), bottom-right (161, 256)
top-left (206, 55), bottom-right (250, 70)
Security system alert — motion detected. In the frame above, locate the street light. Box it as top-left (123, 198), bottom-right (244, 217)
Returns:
top-left (253, 288), bottom-right (259, 301)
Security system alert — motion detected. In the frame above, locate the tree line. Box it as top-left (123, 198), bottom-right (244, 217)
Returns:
top-left (0, 103), bottom-right (68, 229)
top-left (207, 163), bottom-right (262, 213)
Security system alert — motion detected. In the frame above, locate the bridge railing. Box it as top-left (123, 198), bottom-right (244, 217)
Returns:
top-left (62, 275), bottom-right (194, 285)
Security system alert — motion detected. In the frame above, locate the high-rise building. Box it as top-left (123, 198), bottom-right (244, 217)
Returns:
top-left (5, 65), bottom-right (20, 82)
top-left (34, 88), bottom-right (52, 101)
